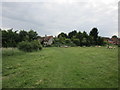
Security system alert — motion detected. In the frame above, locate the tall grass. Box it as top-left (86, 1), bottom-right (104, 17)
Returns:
top-left (2, 48), bottom-right (25, 56)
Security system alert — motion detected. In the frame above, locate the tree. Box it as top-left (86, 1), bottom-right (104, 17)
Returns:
top-left (58, 32), bottom-right (67, 38)
top-left (89, 28), bottom-right (99, 45)
top-left (2, 28), bottom-right (19, 47)
top-left (2, 29), bottom-right (39, 47)
top-left (68, 30), bottom-right (77, 39)
top-left (59, 36), bottom-right (66, 44)
top-left (112, 35), bottom-right (117, 38)
top-left (28, 30), bottom-right (38, 41)
top-left (76, 31), bottom-right (83, 46)
top-left (19, 30), bottom-right (28, 42)
top-left (72, 38), bottom-right (80, 46)
top-left (52, 37), bottom-right (61, 47)
top-left (82, 31), bottom-right (91, 46)
top-left (82, 37), bottom-right (87, 46)
top-left (65, 38), bottom-right (71, 44)
top-left (64, 38), bottom-right (75, 46)
top-left (0, 29), bottom-right (1, 48)
top-left (2, 30), bottom-right (8, 47)
top-left (82, 31), bottom-right (88, 38)
top-left (97, 36), bottom-right (104, 45)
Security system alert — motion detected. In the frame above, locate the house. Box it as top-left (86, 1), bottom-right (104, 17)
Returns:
top-left (103, 37), bottom-right (120, 45)
top-left (111, 37), bottom-right (119, 45)
top-left (118, 38), bottom-right (120, 45)
top-left (38, 35), bottom-right (54, 46)
top-left (103, 37), bottom-right (113, 44)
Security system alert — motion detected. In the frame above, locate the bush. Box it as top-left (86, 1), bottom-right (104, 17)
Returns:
top-left (52, 38), bottom-right (76, 47)
top-left (118, 44), bottom-right (120, 47)
top-left (18, 40), bottom-right (42, 52)
top-left (72, 38), bottom-right (80, 46)
top-left (31, 40), bottom-right (42, 50)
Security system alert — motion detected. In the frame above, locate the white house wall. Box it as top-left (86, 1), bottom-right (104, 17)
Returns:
top-left (47, 38), bottom-right (53, 45)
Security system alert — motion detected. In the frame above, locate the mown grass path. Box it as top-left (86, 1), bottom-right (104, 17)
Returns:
top-left (2, 47), bottom-right (118, 88)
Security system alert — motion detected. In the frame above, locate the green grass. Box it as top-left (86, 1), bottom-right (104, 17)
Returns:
top-left (2, 47), bottom-right (118, 88)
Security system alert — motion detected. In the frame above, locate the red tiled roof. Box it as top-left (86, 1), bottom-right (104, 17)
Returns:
top-left (44, 36), bottom-right (53, 42)
top-left (38, 36), bottom-right (53, 42)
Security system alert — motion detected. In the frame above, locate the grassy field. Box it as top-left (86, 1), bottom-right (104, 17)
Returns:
top-left (2, 46), bottom-right (118, 88)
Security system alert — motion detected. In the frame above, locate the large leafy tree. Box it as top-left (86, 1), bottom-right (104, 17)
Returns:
top-left (2, 30), bottom-right (8, 47)
top-left (7, 29), bottom-right (19, 47)
top-left (68, 30), bottom-right (77, 39)
top-left (28, 30), bottom-right (38, 41)
top-left (112, 35), bottom-right (117, 38)
top-left (58, 32), bottom-right (67, 38)
top-left (57, 32), bottom-right (68, 45)
top-left (89, 28), bottom-right (99, 45)
top-left (97, 36), bottom-right (104, 45)
top-left (76, 31), bottom-right (83, 46)
top-left (82, 31), bottom-right (90, 46)
top-left (72, 38), bottom-right (80, 46)
top-left (2, 29), bottom-right (38, 47)
top-left (2, 28), bottom-right (19, 47)
top-left (0, 29), bottom-right (2, 47)
top-left (19, 30), bottom-right (28, 42)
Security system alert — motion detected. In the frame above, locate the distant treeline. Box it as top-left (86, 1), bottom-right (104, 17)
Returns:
top-left (53, 27), bottom-right (105, 47)
top-left (1, 28), bottom-right (38, 47)
top-left (0, 27), bottom-right (111, 48)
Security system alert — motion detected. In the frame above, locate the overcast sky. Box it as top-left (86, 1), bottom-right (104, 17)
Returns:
top-left (1, 0), bottom-right (119, 37)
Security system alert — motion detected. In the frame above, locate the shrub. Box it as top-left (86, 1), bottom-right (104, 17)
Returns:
top-left (72, 38), bottom-right (80, 46)
top-left (31, 40), bottom-right (42, 50)
top-left (118, 44), bottom-right (120, 47)
top-left (18, 40), bottom-right (42, 52)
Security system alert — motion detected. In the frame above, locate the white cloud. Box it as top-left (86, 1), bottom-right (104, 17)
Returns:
top-left (1, 0), bottom-right (118, 37)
